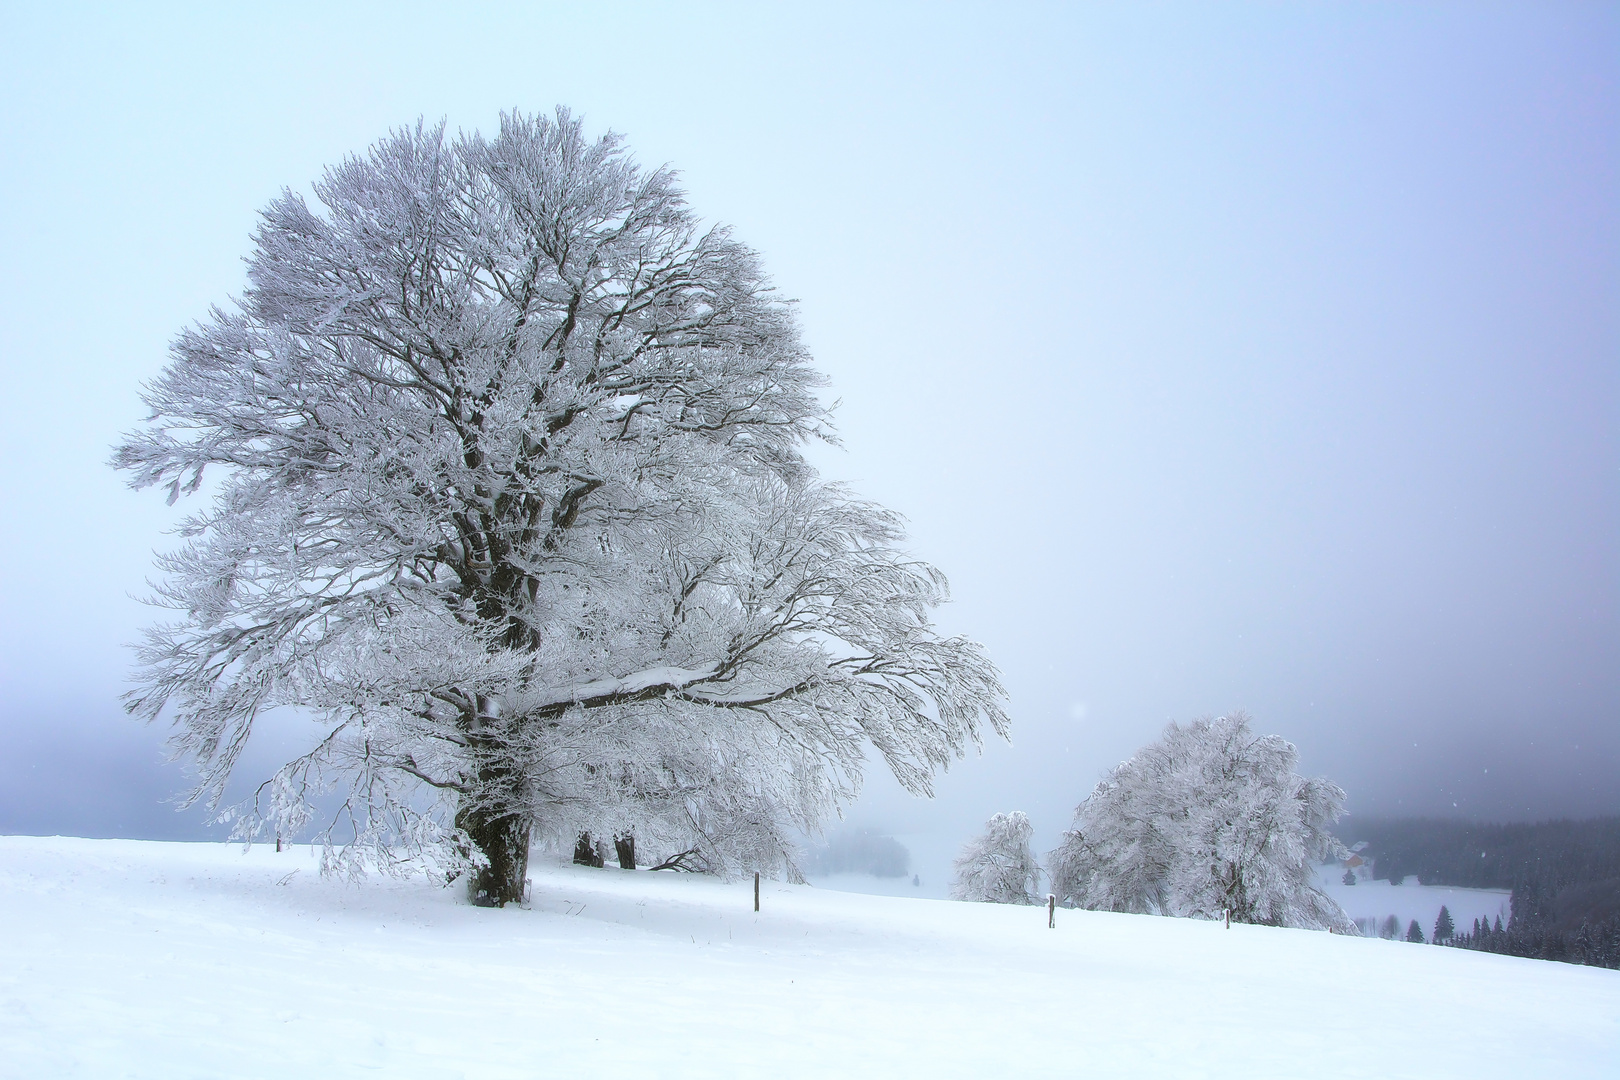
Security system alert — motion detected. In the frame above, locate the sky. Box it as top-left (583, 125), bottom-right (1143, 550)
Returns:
top-left (0, 3), bottom-right (1615, 860)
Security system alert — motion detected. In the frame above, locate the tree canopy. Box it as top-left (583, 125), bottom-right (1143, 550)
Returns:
top-left (115, 110), bottom-right (1008, 904)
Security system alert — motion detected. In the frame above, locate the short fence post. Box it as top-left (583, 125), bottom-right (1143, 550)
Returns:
top-left (275, 835), bottom-right (282, 853)
top-left (754, 871), bottom-right (760, 912)
top-left (1224, 908), bottom-right (1231, 929)
top-left (1047, 893), bottom-right (1056, 928)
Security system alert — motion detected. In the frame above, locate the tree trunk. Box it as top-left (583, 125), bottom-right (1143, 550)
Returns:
top-left (614, 834), bottom-right (636, 869)
top-left (574, 832), bottom-right (605, 867)
top-left (456, 803), bottom-right (531, 907)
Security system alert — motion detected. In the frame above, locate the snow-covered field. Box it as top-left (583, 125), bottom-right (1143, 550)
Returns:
top-left (3, 837), bottom-right (1616, 1079)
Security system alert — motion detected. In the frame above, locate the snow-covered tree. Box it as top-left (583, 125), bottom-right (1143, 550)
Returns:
top-left (114, 110), bottom-right (1008, 906)
top-left (950, 811), bottom-right (1042, 904)
top-left (1046, 713), bottom-right (1353, 932)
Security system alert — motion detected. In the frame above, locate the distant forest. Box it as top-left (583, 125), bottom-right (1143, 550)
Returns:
top-left (1335, 817), bottom-right (1620, 890)
top-left (1334, 816), bottom-right (1620, 969)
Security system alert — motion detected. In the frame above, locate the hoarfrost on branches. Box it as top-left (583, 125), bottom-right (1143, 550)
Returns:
top-left (949, 810), bottom-right (1042, 905)
top-left (113, 109), bottom-right (1009, 905)
top-left (1046, 713), bottom-right (1353, 932)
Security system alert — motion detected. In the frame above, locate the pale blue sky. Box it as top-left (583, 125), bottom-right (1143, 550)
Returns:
top-left (1, 3), bottom-right (1614, 854)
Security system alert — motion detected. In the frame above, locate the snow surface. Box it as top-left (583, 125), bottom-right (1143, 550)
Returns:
top-left (3, 836), bottom-right (1617, 1079)
top-left (537, 664), bottom-right (721, 709)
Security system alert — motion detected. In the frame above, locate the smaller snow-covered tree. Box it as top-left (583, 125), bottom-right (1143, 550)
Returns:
top-left (950, 811), bottom-right (1042, 904)
top-left (1434, 905), bottom-right (1455, 942)
top-left (1406, 919), bottom-right (1425, 943)
top-left (1046, 712), bottom-right (1354, 931)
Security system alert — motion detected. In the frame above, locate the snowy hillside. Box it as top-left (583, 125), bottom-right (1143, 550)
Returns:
top-left (3, 837), bottom-right (1616, 1078)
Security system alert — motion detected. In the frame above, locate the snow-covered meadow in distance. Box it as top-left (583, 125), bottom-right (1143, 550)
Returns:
top-left (3, 836), bottom-right (1615, 1079)
top-left (1317, 873), bottom-right (1510, 941)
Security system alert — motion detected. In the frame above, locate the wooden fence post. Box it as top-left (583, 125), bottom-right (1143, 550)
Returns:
top-left (1048, 893), bottom-right (1055, 928)
top-left (754, 871), bottom-right (760, 912)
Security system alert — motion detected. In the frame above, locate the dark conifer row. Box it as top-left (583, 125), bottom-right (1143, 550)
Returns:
top-left (1446, 880), bottom-right (1620, 970)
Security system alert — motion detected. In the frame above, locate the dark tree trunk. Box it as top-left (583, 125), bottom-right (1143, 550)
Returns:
top-left (452, 701), bottom-right (534, 907)
top-left (456, 803), bottom-right (532, 907)
top-left (574, 832), bottom-right (604, 867)
top-left (614, 834), bottom-right (636, 869)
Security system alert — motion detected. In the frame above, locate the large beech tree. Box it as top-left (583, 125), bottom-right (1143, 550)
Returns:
top-left (116, 111), bottom-right (1008, 905)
